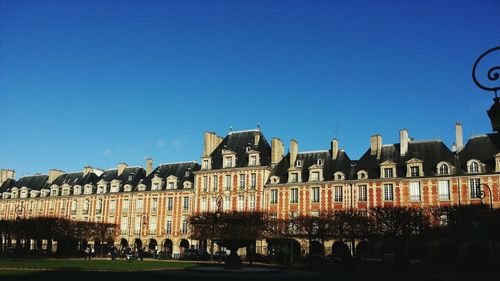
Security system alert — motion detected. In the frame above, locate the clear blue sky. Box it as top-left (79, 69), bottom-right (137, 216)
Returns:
top-left (1, 0), bottom-right (499, 178)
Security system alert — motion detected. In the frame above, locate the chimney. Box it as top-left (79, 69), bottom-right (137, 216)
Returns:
top-left (117, 163), bottom-right (128, 176)
top-left (48, 169), bottom-right (64, 184)
top-left (203, 131), bottom-right (223, 157)
top-left (290, 139), bottom-right (298, 167)
top-left (400, 129), bottom-right (410, 156)
top-left (271, 138), bottom-right (285, 166)
top-left (455, 122), bottom-right (464, 152)
top-left (146, 158), bottom-right (153, 176)
top-left (254, 131), bottom-right (261, 146)
top-left (83, 166), bottom-right (93, 176)
top-left (370, 134), bottom-right (382, 159)
top-left (331, 139), bottom-right (339, 160)
top-left (0, 169), bottom-right (15, 185)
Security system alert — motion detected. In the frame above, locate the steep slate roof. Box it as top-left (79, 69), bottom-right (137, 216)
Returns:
top-left (11, 174), bottom-right (50, 191)
top-left (271, 149), bottom-right (352, 183)
top-left (143, 161), bottom-right (200, 190)
top-left (458, 133), bottom-right (500, 173)
top-left (355, 140), bottom-right (455, 179)
top-left (0, 178), bottom-right (17, 193)
top-left (100, 167), bottom-right (146, 188)
top-left (52, 172), bottom-right (100, 187)
top-left (210, 130), bottom-right (271, 169)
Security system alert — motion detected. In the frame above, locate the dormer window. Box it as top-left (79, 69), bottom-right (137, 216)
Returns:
top-left (20, 188), bottom-right (29, 198)
top-left (183, 181), bottom-right (192, 189)
top-left (97, 185), bottom-right (106, 194)
top-left (51, 188), bottom-right (59, 196)
top-left (410, 166), bottom-right (419, 177)
top-left (202, 157), bottom-right (211, 170)
top-left (84, 185), bottom-right (93, 195)
top-left (317, 159), bottom-right (323, 166)
top-left (246, 146), bottom-right (251, 153)
top-left (310, 171), bottom-right (320, 181)
top-left (250, 155), bottom-right (257, 166)
top-left (110, 180), bottom-right (120, 193)
top-left (167, 182), bottom-right (175, 189)
top-left (439, 163), bottom-right (449, 175)
top-left (270, 176), bottom-right (280, 184)
top-left (290, 173), bottom-right (298, 183)
top-left (383, 168), bottom-right (393, 178)
top-left (296, 160), bottom-right (302, 167)
top-left (334, 172), bottom-right (345, 180)
top-left (152, 182), bottom-right (161, 191)
top-left (357, 170), bottom-right (368, 180)
top-left (224, 156), bottom-right (233, 168)
top-left (137, 184), bottom-right (146, 191)
top-left (166, 176), bottom-right (178, 190)
top-left (469, 161), bottom-right (479, 173)
top-left (11, 189), bottom-right (18, 198)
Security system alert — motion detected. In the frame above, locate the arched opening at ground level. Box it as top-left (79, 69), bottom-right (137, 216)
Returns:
top-left (332, 241), bottom-right (351, 259)
top-left (148, 239), bottom-right (158, 253)
top-left (266, 239), bottom-right (301, 264)
top-left (134, 239), bottom-right (142, 251)
top-left (163, 239), bottom-right (173, 258)
top-left (310, 241), bottom-right (324, 258)
top-left (180, 239), bottom-right (189, 253)
top-left (120, 238), bottom-right (128, 249)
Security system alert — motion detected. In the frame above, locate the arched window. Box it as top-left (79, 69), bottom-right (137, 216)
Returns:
top-left (469, 161), bottom-right (479, 173)
top-left (439, 164), bottom-right (449, 175)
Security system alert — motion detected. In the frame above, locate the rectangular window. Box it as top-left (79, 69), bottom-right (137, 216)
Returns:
top-left (358, 185), bottom-right (367, 202)
top-left (290, 188), bottom-right (298, 204)
top-left (312, 187), bottom-right (320, 203)
top-left (311, 172), bottom-right (319, 181)
top-left (149, 216), bottom-right (157, 234)
top-left (152, 182), bottom-right (160, 190)
top-left (438, 180), bottom-right (450, 201)
top-left (225, 175), bottom-right (232, 190)
top-left (249, 195), bottom-right (256, 210)
top-left (203, 159), bottom-right (209, 169)
top-left (250, 173), bottom-right (257, 189)
top-left (136, 199), bottom-right (144, 212)
top-left (270, 189), bottom-right (278, 204)
top-left (82, 200), bottom-right (89, 214)
top-left (203, 176), bottom-right (208, 191)
top-left (212, 175), bottom-right (218, 191)
top-left (183, 197), bottom-right (190, 211)
top-left (410, 182), bottom-right (421, 201)
top-left (167, 198), bottom-right (173, 211)
top-left (470, 178), bottom-right (481, 199)
top-left (211, 196), bottom-right (217, 212)
top-left (122, 199), bottom-right (129, 212)
top-left (71, 200), bottom-right (77, 214)
top-left (250, 155), bottom-right (257, 166)
top-left (182, 217), bottom-right (188, 234)
top-left (61, 199), bottom-right (67, 211)
top-left (290, 173), bottom-right (298, 183)
top-left (238, 195), bottom-right (244, 211)
top-left (224, 196), bottom-right (230, 211)
top-left (96, 199), bottom-right (103, 215)
top-left (384, 184), bottom-right (394, 201)
top-left (384, 168), bottom-right (393, 178)
top-left (134, 216), bottom-right (141, 235)
top-left (224, 156), bottom-right (232, 168)
top-left (109, 200), bottom-right (116, 214)
top-left (201, 197), bottom-right (207, 212)
top-left (168, 182), bottom-right (175, 190)
top-left (166, 217), bottom-right (172, 234)
top-left (120, 217), bottom-right (128, 235)
top-left (410, 166), bottom-right (420, 177)
top-left (239, 174), bottom-right (245, 190)
top-left (334, 186), bottom-right (343, 202)
top-left (151, 198), bottom-right (158, 213)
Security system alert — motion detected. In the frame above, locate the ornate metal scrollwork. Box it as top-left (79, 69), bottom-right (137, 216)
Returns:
top-left (473, 46), bottom-right (500, 99)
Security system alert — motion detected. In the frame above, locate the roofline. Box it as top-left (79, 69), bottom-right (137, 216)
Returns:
top-left (157, 161), bottom-right (198, 166)
top-left (298, 150), bottom-right (329, 154)
top-left (228, 129), bottom-right (260, 135)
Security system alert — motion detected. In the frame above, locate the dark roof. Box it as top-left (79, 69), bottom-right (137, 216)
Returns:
top-left (143, 162), bottom-right (200, 190)
top-left (458, 133), bottom-right (500, 173)
top-left (355, 140), bottom-right (455, 179)
top-left (210, 130), bottom-right (271, 169)
top-left (52, 172), bottom-right (100, 187)
top-left (100, 167), bottom-right (146, 188)
top-left (270, 149), bottom-right (352, 183)
top-left (0, 178), bottom-right (16, 193)
top-left (12, 174), bottom-right (50, 191)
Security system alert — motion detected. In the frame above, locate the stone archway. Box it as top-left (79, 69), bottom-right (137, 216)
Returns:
top-left (180, 239), bottom-right (189, 253)
top-left (148, 239), bottom-right (158, 253)
top-left (134, 239), bottom-right (142, 251)
top-left (332, 241), bottom-right (351, 259)
top-left (310, 241), bottom-right (324, 257)
top-left (164, 239), bottom-right (173, 259)
top-left (120, 238), bottom-right (128, 249)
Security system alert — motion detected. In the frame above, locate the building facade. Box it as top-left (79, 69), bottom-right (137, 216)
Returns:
top-left (1, 123), bottom-right (499, 256)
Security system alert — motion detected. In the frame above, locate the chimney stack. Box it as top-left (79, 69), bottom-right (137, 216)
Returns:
top-left (146, 158), bottom-right (153, 176)
top-left (254, 131), bottom-right (261, 146)
top-left (203, 132), bottom-right (223, 157)
top-left (455, 122), bottom-right (464, 152)
top-left (0, 169), bottom-right (15, 185)
top-left (48, 169), bottom-right (64, 184)
top-left (331, 139), bottom-right (339, 160)
top-left (290, 139), bottom-right (299, 167)
top-left (400, 129), bottom-right (410, 156)
top-left (117, 163), bottom-right (128, 176)
top-left (370, 134), bottom-right (382, 159)
top-left (271, 138), bottom-right (285, 166)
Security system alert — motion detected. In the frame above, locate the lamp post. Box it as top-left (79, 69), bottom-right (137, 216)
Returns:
top-left (478, 183), bottom-right (495, 264)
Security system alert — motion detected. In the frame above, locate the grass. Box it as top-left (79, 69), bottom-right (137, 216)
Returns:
top-left (0, 258), bottom-right (196, 271)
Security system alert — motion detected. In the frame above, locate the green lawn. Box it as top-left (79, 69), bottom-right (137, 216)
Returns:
top-left (0, 258), bottom-right (196, 271)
